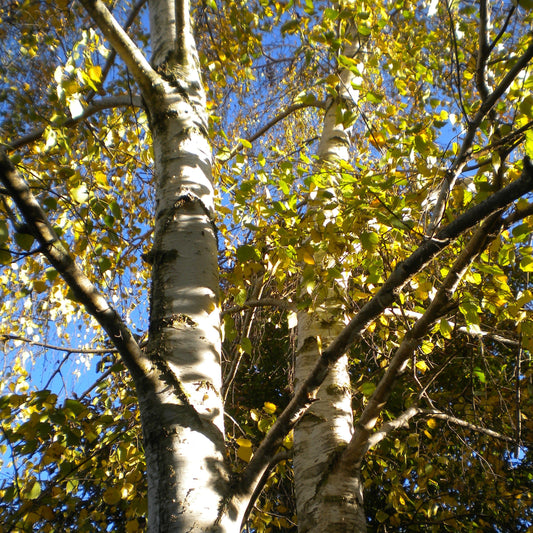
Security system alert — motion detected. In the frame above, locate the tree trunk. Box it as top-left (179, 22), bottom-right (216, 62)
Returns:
top-left (136, 0), bottom-right (234, 530)
top-left (293, 6), bottom-right (368, 531)
top-left (293, 315), bottom-right (365, 533)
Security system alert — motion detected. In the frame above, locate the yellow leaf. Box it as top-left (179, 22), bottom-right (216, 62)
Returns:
top-left (427, 418), bottom-right (437, 429)
top-left (415, 360), bottom-right (428, 373)
top-left (126, 520), bottom-right (140, 533)
top-left (26, 481), bottom-right (41, 500)
top-left (236, 437), bottom-right (252, 448)
top-left (88, 65), bottom-right (102, 83)
top-left (370, 132), bottom-right (386, 148)
top-left (302, 250), bottom-right (315, 265)
top-left (263, 402), bottom-right (277, 414)
top-left (237, 445), bottom-right (253, 462)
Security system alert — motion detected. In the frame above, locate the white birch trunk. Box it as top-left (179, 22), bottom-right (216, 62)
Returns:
top-left (293, 4), bottom-right (368, 531)
top-left (137, 1), bottom-right (236, 530)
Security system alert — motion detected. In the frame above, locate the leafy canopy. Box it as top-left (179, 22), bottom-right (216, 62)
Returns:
top-left (0, 0), bottom-right (532, 531)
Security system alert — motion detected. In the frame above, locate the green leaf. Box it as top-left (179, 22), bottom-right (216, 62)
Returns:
top-left (473, 367), bottom-right (486, 384)
top-left (110, 201), bottom-right (121, 219)
top-left (512, 223), bottom-right (530, 239)
top-left (241, 337), bottom-right (252, 354)
top-left (0, 249), bottom-right (12, 264)
top-left (26, 481), bottom-right (41, 500)
top-left (99, 256), bottom-right (112, 272)
top-left (64, 399), bottom-right (85, 416)
top-left (516, 0), bottom-right (533, 11)
top-left (281, 19), bottom-right (300, 34)
top-left (236, 244), bottom-right (260, 262)
top-left (525, 130), bottom-right (533, 157)
top-left (324, 8), bottom-right (339, 20)
top-left (104, 214), bottom-right (115, 228)
top-left (520, 255), bottom-right (533, 272)
top-left (15, 232), bottom-right (34, 251)
top-left (366, 91), bottom-right (383, 104)
top-left (0, 220), bottom-right (8, 244)
top-left (258, 417), bottom-right (273, 433)
top-left (360, 231), bottom-right (379, 251)
top-left (359, 382), bottom-right (376, 397)
top-left (103, 487), bottom-right (122, 505)
top-left (439, 318), bottom-right (453, 339)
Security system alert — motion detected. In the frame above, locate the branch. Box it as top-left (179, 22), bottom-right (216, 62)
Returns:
top-left (78, 367), bottom-right (114, 400)
top-left (219, 101), bottom-right (327, 163)
top-left (364, 406), bottom-right (516, 452)
top-left (487, 5), bottom-right (517, 56)
top-left (0, 334), bottom-right (119, 354)
top-left (240, 451), bottom-right (291, 530)
top-left (340, 212), bottom-right (505, 470)
top-left (237, 157), bottom-right (533, 496)
top-left (382, 309), bottom-right (519, 346)
top-left (221, 298), bottom-right (295, 317)
top-left (427, 35), bottom-right (533, 233)
top-left (5, 95), bottom-right (144, 151)
top-left (464, 120), bottom-right (533, 166)
top-left (0, 152), bottom-right (148, 384)
top-left (475, 0), bottom-right (490, 102)
top-left (421, 408), bottom-right (517, 443)
top-left (445, 0), bottom-right (468, 120)
top-left (86, 0), bottom-right (148, 103)
top-left (78, 0), bottom-right (160, 99)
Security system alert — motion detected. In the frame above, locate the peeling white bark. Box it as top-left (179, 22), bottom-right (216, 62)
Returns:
top-left (142, 7), bottom-right (234, 529)
top-left (293, 5), bottom-right (369, 531)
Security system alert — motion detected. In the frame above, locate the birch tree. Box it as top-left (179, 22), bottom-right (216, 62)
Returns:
top-left (1, 0), bottom-right (533, 532)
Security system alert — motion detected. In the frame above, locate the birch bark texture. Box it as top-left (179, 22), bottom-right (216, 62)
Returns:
top-left (79, 0), bottom-right (234, 531)
top-left (293, 5), bottom-right (369, 531)
top-left (141, 1), bottom-right (232, 530)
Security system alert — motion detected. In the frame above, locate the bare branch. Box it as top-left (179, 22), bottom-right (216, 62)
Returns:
top-left (487, 5), bottom-right (517, 56)
top-left (5, 95), bottom-right (144, 151)
top-left (365, 406), bottom-right (516, 452)
top-left (221, 298), bottom-right (295, 317)
top-left (427, 36), bottom-right (533, 233)
top-left (78, 367), bottom-right (114, 400)
top-left (341, 213), bottom-right (505, 470)
top-left (0, 333), bottom-right (119, 354)
top-left (383, 308), bottom-right (519, 346)
top-left (445, 0), bottom-right (468, 120)
top-left (476, 0), bottom-right (490, 102)
top-left (0, 152), bottom-right (148, 383)
top-left (78, 0), bottom-right (160, 99)
top-left (220, 101), bottom-right (327, 163)
top-left (237, 157), bottom-right (533, 497)
top-left (423, 409), bottom-right (518, 443)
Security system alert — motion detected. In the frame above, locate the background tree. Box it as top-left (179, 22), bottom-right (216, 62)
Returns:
top-left (1, 0), bottom-right (533, 532)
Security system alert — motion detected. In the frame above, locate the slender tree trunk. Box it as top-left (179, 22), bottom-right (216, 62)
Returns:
top-left (135, 0), bottom-right (235, 530)
top-left (293, 5), bottom-right (368, 531)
